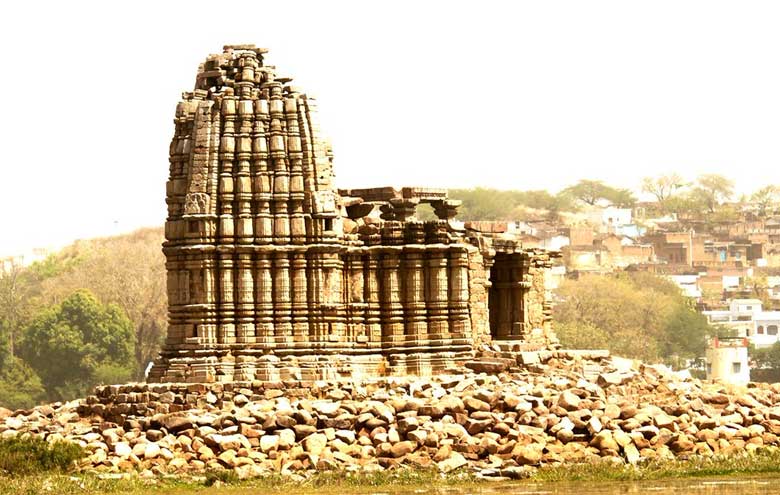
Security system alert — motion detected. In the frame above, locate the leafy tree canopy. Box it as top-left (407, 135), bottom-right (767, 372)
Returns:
top-left (0, 357), bottom-right (45, 410)
top-left (752, 185), bottom-right (779, 216)
top-left (19, 289), bottom-right (136, 401)
top-left (641, 173), bottom-right (686, 206)
top-left (554, 272), bottom-right (712, 363)
top-left (694, 174), bottom-right (735, 213)
top-left (562, 180), bottom-right (636, 207)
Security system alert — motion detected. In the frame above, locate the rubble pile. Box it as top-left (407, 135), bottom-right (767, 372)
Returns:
top-left (2, 351), bottom-right (780, 480)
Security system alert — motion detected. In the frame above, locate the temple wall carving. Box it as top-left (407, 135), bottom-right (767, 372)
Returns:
top-left (150, 45), bottom-right (559, 383)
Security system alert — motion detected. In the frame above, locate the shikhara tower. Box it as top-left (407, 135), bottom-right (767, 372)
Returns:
top-left (150, 45), bottom-right (557, 383)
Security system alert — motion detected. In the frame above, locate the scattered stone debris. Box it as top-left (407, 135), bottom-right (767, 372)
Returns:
top-left (3, 350), bottom-right (780, 479)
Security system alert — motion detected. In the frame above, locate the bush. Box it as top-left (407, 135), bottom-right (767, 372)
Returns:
top-left (92, 363), bottom-right (133, 386)
top-left (554, 273), bottom-right (714, 362)
top-left (0, 436), bottom-right (84, 475)
top-left (0, 358), bottom-right (45, 410)
top-left (20, 289), bottom-right (136, 401)
top-left (554, 321), bottom-right (611, 350)
top-left (204, 469), bottom-right (239, 486)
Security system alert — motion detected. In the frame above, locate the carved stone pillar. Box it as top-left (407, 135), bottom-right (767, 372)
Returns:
top-left (291, 251), bottom-right (309, 342)
top-left (235, 253), bottom-right (255, 343)
top-left (381, 221), bottom-right (404, 246)
top-left (165, 257), bottom-right (188, 345)
top-left (448, 248), bottom-right (470, 340)
top-left (511, 255), bottom-right (527, 339)
top-left (402, 248), bottom-right (427, 345)
top-left (426, 248), bottom-right (449, 343)
top-left (255, 199), bottom-right (273, 244)
top-left (307, 250), bottom-right (327, 342)
top-left (201, 257), bottom-right (218, 345)
top-left (365, 254), bottom-right (382, 343)
top-left (235, 91), bottom-right (255, 244)
top-left (323, 252), bottom-right (345, 341)
top-left (272, 251), bottom-right (292, 344)
top-left (254, 253), bottom-right (274, 344)
top-left (252, 97), bottom-right (273, 244)
top-left (218, 253), bottom-right (236, 344)
top-left (404, 221), bottom-right (426, 244)
top-left (218, 90), bottom-right (237, 244)
top-left (380, 251), bottom-right (404, 346)
top-left (346, 252), bottom-right (367, 343)
top-left (269, 83), bottom-right (290, 244)
top-left (286, 96), bottom-right (306, 245)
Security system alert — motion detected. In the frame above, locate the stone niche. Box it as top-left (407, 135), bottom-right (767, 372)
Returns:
top-left (149, 45), bottom-right (559, 383)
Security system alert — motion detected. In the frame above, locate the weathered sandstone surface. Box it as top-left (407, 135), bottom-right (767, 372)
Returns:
top-left (2, 350), bottom-right (779, 480)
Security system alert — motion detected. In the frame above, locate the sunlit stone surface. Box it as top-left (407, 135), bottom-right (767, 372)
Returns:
top-left (149, 45), bottom-right (558, 383)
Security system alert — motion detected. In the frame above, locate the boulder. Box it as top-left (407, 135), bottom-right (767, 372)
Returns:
top-left (437, 452), bottom-right (468, 473)
top-left (390, 440), bottom-right (417, 458)
top-left (558, 391), bottom-right (581, 411)
top-left (303, 433), bottom-right (328, 456)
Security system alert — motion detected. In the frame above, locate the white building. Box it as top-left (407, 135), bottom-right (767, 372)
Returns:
top-left (540, 235), bottom-right (570, 252)
top-left (703, 299), bottom-right (780, 348)
top-left (753, 311), bottom-right (780, 347)
top-left (705, 337), bottom-right (750, 385)
top-left (585, 206), bottom-right (633, 231)
top-left (667, 274), bottom-right (702, 299)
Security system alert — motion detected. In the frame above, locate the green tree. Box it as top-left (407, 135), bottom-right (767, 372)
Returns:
top-left (563, 180), bottom-right (635, 207)
top-left (641, 174), bottom-right (686, 203)
top-left (0, 357), bottom-right (45, 410)
top-left (602, 187), bottom-right (637, 208)
top-left (751, 185), bottom-right (778, 217)
top-left (563, 180), bottom-right (609, 206)
top-left (0, 260), bottom-right (34, 359)
top-left (666, 189), bottom-right (708, 220)
top-left (554, 321), bottom-right (611, 350)
top-left (660, 304), bottom-right (710, 360)
top-left (0, 254), bottom-right (77, 362)
top-left (554, 272), bottom-right (714, 363)
top-left (19, 289), bottom-right (136, 401)
top-left (555, 274), bottom-right (671, 361)
top-left (39, 227), bottom-right (167, 378)
top-left (449, 188), bottom-right (515, 220)
top-left (751, 342), bottom-right (780, 370)
top-left (694, 174), bottom-right (734, 213)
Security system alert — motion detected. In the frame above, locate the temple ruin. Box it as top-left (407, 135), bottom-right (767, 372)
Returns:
top-left (149, 45), bottom-right (558, 383)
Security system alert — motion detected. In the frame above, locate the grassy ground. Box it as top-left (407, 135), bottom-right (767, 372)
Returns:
top-left (4, 450), bottom-right (780, 495)
top-left (533, 449), bottom-right (780, 482)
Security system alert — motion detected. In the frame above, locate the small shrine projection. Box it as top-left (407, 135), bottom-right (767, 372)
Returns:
top-left (149, 45), bottom-right (558, 383)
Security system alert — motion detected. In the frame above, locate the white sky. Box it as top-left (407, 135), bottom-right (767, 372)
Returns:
top-left (2, 0), bottom-right (780, 256)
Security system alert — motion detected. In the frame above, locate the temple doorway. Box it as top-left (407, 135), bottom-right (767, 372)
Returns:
top-left (488, 253), bottom-right (526, 340)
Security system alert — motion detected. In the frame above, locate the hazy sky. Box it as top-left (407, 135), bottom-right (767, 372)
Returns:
top-left (2, 0), bottom-right (780, 255)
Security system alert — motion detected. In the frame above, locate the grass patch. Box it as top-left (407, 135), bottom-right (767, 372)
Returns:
top-left (0, 436), bottom-right (84, 475)
top-left (205, 469), bottom-right (240, 486)
top-left (533, 448), bottom-right (780, 482)
top-left (2, 450), bottom-right (780, 494)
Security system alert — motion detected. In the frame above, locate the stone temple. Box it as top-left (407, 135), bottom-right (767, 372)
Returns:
top-left (149, 45), bottom-right (558, 383)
